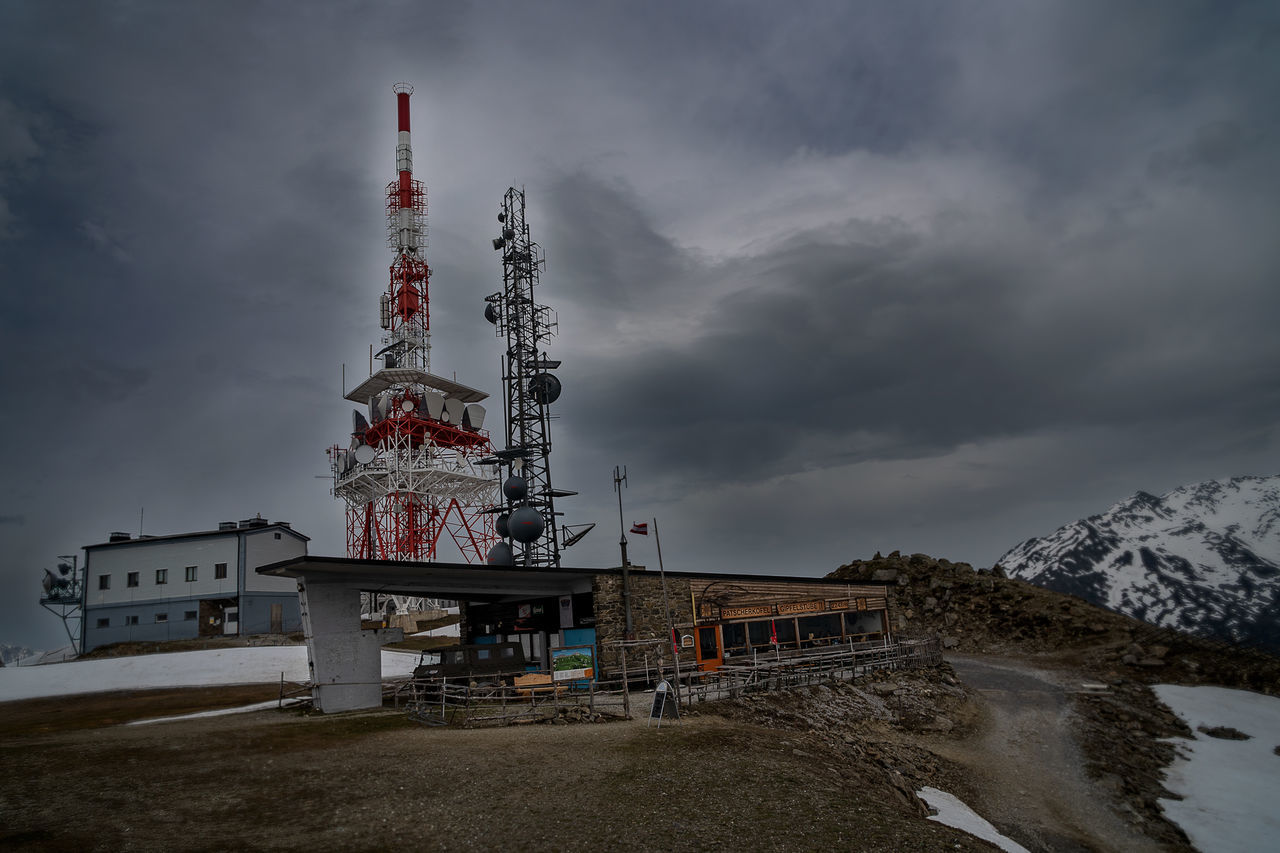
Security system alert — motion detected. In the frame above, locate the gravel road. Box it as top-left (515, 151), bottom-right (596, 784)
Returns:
top-left (942, 654), bottom-right (1165, 853)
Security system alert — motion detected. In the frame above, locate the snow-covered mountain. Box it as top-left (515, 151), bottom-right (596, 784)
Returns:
top-left (997, 476), bottom-right (1280, 652)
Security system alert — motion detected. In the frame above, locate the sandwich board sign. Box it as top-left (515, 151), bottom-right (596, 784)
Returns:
top-left (647, 679), bottom-right (679, 728)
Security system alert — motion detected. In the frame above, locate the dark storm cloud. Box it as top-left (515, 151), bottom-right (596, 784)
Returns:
top-left (2, 0), bottom-right (1278, 646)
top-left (549, 164), bottom-right (1280, 498)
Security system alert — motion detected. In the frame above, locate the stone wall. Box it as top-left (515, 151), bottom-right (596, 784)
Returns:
top-left (593, 569), bottom-right (697, 675)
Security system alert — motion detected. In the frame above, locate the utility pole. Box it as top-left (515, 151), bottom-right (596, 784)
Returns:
top-left (613, 465), bottom-right (633, 639)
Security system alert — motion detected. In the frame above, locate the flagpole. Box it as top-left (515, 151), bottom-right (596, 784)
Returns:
top-left (653, 517), bottom-right (683, 708)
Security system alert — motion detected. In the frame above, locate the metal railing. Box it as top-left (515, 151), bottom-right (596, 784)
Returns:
top-left (399, 635), bottom-right (942, 726)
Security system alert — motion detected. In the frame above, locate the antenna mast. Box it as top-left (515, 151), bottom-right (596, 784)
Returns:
top-left (328, 85), bottom-right (499, 581)
top-left (483, 188), bottom-right (574, 568)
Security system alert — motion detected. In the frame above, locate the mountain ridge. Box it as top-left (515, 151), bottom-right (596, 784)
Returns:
top-left (996, 475), bottom-right (1280, 652)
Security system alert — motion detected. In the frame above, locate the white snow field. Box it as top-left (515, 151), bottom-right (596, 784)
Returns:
top-left (916, 786), bottom-right (1029, 852)
top-left (0, 646), bottom-right (421, 703)
top-left (1155, 684), bottom-right (1280, 853)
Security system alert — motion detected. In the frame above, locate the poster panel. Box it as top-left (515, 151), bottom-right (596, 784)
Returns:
top-left (551, 644), bottom-right (595, 681)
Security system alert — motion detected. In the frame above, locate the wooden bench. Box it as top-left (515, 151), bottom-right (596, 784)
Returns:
top-left (513, 673), bottom-right (562, 697)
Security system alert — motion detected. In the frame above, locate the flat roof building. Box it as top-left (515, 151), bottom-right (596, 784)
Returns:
top-left (82, 519), bottom-right (308, 653)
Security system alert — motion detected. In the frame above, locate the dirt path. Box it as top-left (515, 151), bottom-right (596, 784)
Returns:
top-left (940, 655), bottom-right (1163, 853)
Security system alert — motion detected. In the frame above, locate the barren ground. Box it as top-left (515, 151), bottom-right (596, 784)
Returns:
top-left (0, 651), bottom-right (1201, 853)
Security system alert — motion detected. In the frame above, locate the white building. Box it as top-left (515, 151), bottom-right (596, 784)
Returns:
top-left (81, 518), bottom-right (308, 653)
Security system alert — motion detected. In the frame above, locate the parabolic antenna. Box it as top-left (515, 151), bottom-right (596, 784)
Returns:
top-left (424, 392), bottom-right (445, 420)
top-left (400, 398), bottom-right (416, 414)
top-left (352, 409), bottom-right (369, 433)
top-left (503, 476), bottom-right (527, 501)
top-left (444, 397), bottom-right (465, 425)
top-left (509, 506), bottom-right (545, 543)
top-left (463, 404), bottom-right (486, 430)
top-left (496, 512), bottom-right (510, 538)
top-left (528, 373), bottom-right (562, 405)
top-left (486, 542), bottom-right (514, 566)
top-left (354, 443), bottom-right (377, 464)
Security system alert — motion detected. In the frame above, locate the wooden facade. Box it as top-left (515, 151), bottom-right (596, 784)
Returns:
top-left (688, 579), bottom-right (889, 671)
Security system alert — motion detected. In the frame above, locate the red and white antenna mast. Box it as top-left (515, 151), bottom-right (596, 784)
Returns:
top-left (329, 84), bottom-right (499, 574)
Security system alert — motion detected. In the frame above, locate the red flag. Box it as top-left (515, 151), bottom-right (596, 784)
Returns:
top-left (671, 627), bottom-right (679, 655)
top-left (630, 522), bottom-right (648, 535)
top-left (770, 619), bottom-right (778, 645)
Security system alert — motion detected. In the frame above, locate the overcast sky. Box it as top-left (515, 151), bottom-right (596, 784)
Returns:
top-left (2, 1), bottom-right (1277, 650)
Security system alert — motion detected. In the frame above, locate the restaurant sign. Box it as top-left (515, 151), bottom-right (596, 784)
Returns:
top-left (775, 599), bottom-right (825, 616)
top-left (720, 604), bottom-right (774, 620)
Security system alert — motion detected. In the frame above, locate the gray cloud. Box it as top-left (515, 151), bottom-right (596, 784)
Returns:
top-left (1, 0), bottom-right (1277, 648)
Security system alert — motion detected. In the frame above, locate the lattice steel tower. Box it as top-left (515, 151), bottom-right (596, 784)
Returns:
top-left (329, 84), bottom-right (499, 567)
top-left (483, 188), bottom-right (573, 568)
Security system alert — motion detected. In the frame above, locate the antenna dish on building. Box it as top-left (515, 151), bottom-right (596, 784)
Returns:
top-left (486, 542), bottom-right (514, 565)
top-left (354, 443), bottom-right (377, 464)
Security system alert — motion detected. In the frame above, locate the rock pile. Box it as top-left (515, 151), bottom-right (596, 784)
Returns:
top-left (827, 551), bottom-right (1137, 654)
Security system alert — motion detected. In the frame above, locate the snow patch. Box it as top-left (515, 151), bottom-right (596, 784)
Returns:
top-left (1154, 684), bottom-right (1280, 853)
top-left (0, 646), bottom-right (420, 702)
top-left (916, 786), bottom-right (1029, 853)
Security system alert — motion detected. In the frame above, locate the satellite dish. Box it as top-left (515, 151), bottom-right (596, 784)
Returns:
top-left (444, 397), bottom-right (465, 425)
top-left (463, 404), bottom-right (486, 430)
top-left (424, 392), bottom-right (445, 420)
top-left (400, 398), bottom-right (416, 414)
top-left (497, 212), bottom-right (506, 223)
top-left (528, 373), bottom-right (562, 405)
top-left (495, 512), bottom-right (510, 538)
top-left (484, 303), bottom-right (499, 324)
top-left (561, 523), bottom-right (596, 548)
top-left (486, 542), bottom-right (514, 566)
top-left (503, 476), bottom-right (527, 501)
top-left (352, 410), bottom-right (369, 433)
top-left (509, 506), bottom-right (545, 543)
top-left (41, 570), bottom-right (54, 594)
top-left (354, 443), bottom-right (376, 464)
top-left (57, 561), bottom-right (73, 576)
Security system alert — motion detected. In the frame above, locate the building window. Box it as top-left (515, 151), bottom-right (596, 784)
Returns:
top-left (184, 610), bottom-right (197, 621)
top-left (274, 532), bottom-right (281, 540)
top-left (125, 615), bottom-right (139, 626)
top-left (185, 565), bottom-right (197, 582)
top-left (127, 572), bottom-right (139, 587)
top-left (98, 575), bottom-right (111, 590)
top-left (155, 568), bottom-right (168, 584)
top-left (96, 618), bottom-right (110, 628)
top-left (155, 613), bottom-right (168, 623)
top-left (215, 562), bottom-right (228, 579)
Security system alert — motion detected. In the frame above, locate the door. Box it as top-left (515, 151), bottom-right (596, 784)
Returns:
top-left (223, 607), bottom-right (239, 636)
top-left (270, 603), bottom-right (283, 633)
top-left (694, 625), bottom-right (723, 671)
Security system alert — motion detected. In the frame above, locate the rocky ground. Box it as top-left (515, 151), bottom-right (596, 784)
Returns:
top-left (829, 551), bottom-right (1280, 849)
top-left (4, 551), bottom-right (1277, 851)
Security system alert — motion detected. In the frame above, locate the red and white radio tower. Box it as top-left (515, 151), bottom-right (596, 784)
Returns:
top-left (329, 84), bottom-right (499, 565)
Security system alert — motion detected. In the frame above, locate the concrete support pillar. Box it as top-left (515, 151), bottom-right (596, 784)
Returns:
top-left (297, 579), bottom-right (402, 713)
